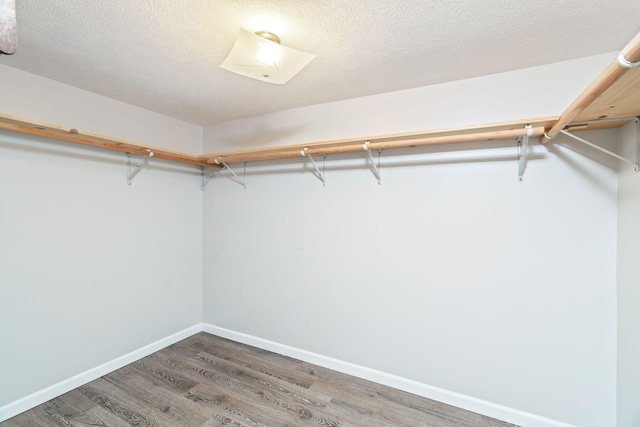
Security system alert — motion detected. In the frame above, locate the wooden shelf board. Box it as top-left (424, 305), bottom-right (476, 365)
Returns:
top-left (202, 117), bottom-right (558, 162)
top-left (0, 113), bottom-right (218, 168)
top-left (572, 65), bottom-right (640, 123)
top-left (541, 30), bottom-right (640, 143)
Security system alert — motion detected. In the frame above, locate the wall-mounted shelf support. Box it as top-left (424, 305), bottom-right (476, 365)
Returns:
top-left (220, 161), bottom-right (247, 189)
top-left (565, 117), bottom-right (639, 128)
top-left (517, 125), bottom-right (534, 182)
top-left (363, 141), bottom-right (382, 185)
top-left (127, 150), bottom-right (154, 185)
top-left (301, 149), bottom-right (326, 186)
top-left (560, 128), bottom-right (639, 172)
top-left (202, 166), bottom-right (222, 190)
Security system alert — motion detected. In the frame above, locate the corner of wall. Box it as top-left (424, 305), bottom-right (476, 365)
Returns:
top-left (616, 119), bottom-right (640, 427)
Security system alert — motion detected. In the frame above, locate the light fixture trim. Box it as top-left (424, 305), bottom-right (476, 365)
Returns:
top-left (254, 31), bottom-right (280, 44)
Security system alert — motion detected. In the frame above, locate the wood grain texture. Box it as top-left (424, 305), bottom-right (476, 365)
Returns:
top-left (0, 113), bottom-right (220, 168)
top-left (541, 30), bottom-right (640, 143)
top-left (205, 121), bottom-right (552, 164)
top-left (200, 117), bottom-right (557, 160)
top-left (571, 65), bottom-right (640, 123)
top-left (1, 333), bottom-right (519, 427)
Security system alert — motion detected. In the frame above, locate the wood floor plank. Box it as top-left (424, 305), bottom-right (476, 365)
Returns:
top-left (190, 351), bottom-right (331, 407)
top-left (188, 381), bottom-right (342, 427)
top-left (200, 413), bottom-right (251, 427)
top-left (80, 378), bottom-right (194, 427)
top-left (155, 349), bottom-right (336, 426)
top-left (103, 366), bottom-right (211, 426)
top-left (43, 388), bottom-right (99, 418)
top-left (1, 332), bottom-right (519, 427)
top-left (0, 408), bottom-right (51, 427)
top-left (185, 382), bottom-right (284, 427)
top-left (67, 405), bottom-right (133, 427)
top-left (146, 342), bottom-right (334, 417)
top-left (194, 343), bottom-right (318, 389)
top-left (130, 355), bottom-right (199, 393)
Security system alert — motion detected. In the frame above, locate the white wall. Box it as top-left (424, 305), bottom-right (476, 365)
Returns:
top-left (0, 64), bottom-right (202, 152)
top-left (204, 53), bottom-right (613, 152)
top-left (203, 54), bottom-right (619, 427)
top-left (617, 120), bottom-right (640, 427)
top-left (0, 66), bottom-right (204, 411)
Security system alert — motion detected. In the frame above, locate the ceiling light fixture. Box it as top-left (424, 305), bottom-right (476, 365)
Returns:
top-left (220, 28), bottom-right (316, 85)
top-left (0, 0), bottom-right (18, 55)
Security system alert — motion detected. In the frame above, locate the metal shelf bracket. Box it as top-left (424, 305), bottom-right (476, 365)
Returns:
top-left (127, 150), bottom-right (154, 185)
top-left (201, 166), bottom-right (222, 190)
top-left (207, 161), bottom-right (247, 189)
top-left (222, 161), bottom-right (247, 189)
top-left (517, 125), bottom-right (534, 182)
top-left (560, 121), bottom-right (639, 172)
top-left (301, 148), bottom-right (326, 186)
top-left (363, 141), bottom-right (382, 185)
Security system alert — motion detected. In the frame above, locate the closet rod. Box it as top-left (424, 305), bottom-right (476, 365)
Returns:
top-left (541, 31), bottom-right (640, 144)
top-left (208, 126), bottom-right (545, 164)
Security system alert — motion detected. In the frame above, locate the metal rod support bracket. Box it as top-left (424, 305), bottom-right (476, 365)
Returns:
top-left (201, 166), bottom-right (222, 190)
top-left (567, 116), bottom-right (640, 127)
top-left (221, 162), bottom-right (246, 189)
top-left (517, 125), bottom-right (533, 182)
top-left (300, 148), bottom-right (326, 186)
top-left (127, 150), bottom-right (154, 185)
top-left (560, 129), bottom-right (639, 171)
top-left (363, 141), bottom-right (382, 185)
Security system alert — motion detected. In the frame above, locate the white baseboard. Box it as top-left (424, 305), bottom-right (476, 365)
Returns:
top-left (0, 323), bottom-right (202, 422)
top-left (202, 323), bottom-right (575, 427)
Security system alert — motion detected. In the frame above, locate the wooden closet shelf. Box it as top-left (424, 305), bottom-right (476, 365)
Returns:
top-left (0, 113), bottom-right (219, 168)
top-left (542, 31), bottom-right (640, 143)
top-left (203, 118), bottom-right (557, 164)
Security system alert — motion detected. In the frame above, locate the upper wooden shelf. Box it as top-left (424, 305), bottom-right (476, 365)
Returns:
top-left (0, 112), bottom-right (559, 167)
top-left (202, 118), bottom-right (557, 164)
top-left (573, 64), bottom-right (640, 123)
top-left (542, 31), bottom-right (640, 143)
top-left (0, 113), bottom-right (216, 168)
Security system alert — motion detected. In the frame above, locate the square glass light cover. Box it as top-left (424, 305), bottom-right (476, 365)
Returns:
top-left (220, 28), bottom-right (316, 84)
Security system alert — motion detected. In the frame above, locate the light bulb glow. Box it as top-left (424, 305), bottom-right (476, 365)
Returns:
top-left (256, 39), bottom-right (282, 66)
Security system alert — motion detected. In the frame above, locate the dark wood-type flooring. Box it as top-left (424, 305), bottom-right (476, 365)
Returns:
top-left (2, 332), bottom-right (518, 427)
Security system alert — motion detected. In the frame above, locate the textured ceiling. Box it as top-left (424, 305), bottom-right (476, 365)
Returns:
top-left (1, 1), bottom-right (640, 125)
